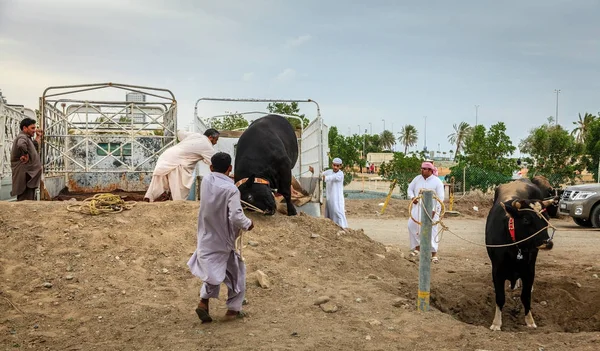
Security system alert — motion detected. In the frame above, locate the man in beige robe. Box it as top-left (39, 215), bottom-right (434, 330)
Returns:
top-left (10, 118), bottom-right (43, 201)
top-left (144, 128), bottom-right (219, 202)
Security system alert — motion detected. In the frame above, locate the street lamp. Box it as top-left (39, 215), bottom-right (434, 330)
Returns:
top-left (423, 116), bottom-right (427, 151)
top-left (554, 89), bottom-right (561, 125)
top-left (382, 119), bottom-right (385, 132)
top-left (475, 105), bottom-right (479, 126)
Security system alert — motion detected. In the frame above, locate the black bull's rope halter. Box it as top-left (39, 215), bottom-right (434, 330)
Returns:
top-left (408, 191), bottom-right (557, 250)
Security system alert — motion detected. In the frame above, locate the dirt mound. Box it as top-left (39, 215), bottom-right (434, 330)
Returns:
top-left (1, 201), bottom-right (598, 350)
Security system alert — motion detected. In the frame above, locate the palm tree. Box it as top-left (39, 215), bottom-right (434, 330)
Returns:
top-left (398, 124), bottom-right (418, 154)
top-left (571, 112), bottom-right (596, 143)
top-left (447, 122), bottom-right (472, 161)
top-left (379, 130), bottom-right (396, 151)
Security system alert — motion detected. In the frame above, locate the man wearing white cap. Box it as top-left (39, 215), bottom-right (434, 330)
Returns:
top-left (322, 157), bottom-right (348, 228)
top-left (407, 161), bottom-right (445, 263)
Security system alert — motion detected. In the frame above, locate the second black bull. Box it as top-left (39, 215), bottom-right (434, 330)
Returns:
top-left (234, 114), bottom-right (299, 216)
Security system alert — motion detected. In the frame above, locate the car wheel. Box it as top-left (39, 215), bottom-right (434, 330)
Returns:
top-left (590, 205), bottom-right (600, 228)
top-left (574, 217), bottom-right (593, 227)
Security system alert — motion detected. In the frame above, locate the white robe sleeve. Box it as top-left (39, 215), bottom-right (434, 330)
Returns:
top-left (177, 130), bottom-right (197, 141)
top-left (407, 176), bottom-right (418, 199)
top-left (228, 188), bottom-right (252, 231)
top-left (325, 171), bottom-right (343, 183)
top-left (435, 178), bottom-right (445, 213)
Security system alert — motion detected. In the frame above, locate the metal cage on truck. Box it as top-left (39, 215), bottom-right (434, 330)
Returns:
top-left (39, 83), bottom-right (177, 199)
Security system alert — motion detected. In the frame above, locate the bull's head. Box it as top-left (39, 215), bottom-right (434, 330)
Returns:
top-left (238, 175), bottom-right (277, 215)
top-left (501, 198), bottom-right (555, 250)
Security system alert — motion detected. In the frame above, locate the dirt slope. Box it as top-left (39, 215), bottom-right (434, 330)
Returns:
top-left (1, 201), bottom-right (599, 351)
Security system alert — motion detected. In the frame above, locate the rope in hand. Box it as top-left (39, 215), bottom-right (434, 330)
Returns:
top-left (408, 192), bottom-right (556, 248)
top-left (66, 193), bottom-right (136, 215)
top-left (235, 200), bottom-right (266, 262)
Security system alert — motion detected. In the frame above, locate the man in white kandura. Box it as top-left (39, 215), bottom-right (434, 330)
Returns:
top-left (144, 128), bottom-right (219, 202)
top-left (322, 157), bottom-right (348, 228)
top-left (407, 161), bottom-right (445, 263)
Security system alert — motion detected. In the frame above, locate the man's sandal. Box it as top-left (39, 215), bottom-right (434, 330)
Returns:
top-left (195, 302), bottom-right (212, 323)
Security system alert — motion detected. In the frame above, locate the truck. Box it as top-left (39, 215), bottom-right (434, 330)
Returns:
top-left (558, 183), bottom-right (600, 227)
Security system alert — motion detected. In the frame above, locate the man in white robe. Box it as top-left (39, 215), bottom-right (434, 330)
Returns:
top-left (187, 152), bottom-right (254, 323)
top-left (407, 161), bottom-right (445, 263)
top-left (322, 157), bottom-right (348, 228)
top-left (144, 128), bottom-right (219, 202)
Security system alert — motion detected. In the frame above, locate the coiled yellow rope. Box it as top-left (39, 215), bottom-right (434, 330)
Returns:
top-left (66, 193), bottom-right (136, 215)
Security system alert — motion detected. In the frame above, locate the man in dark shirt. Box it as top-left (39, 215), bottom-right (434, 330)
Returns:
top-left (11, 118), bottom-right (43, 201)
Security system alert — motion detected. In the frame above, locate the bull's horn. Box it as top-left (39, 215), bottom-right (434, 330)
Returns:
top-left (542, 199), bottom-right (554, 207)
top-left (511, 200), bottom-right (522, 209)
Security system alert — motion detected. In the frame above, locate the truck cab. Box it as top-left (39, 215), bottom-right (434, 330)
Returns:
top-left (558, 183), bottom-right (600, 227)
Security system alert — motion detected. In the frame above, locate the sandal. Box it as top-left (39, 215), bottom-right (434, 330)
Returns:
top-left (223, 310), bottom-right (247, 321)
top-left (431, 256), bottom-right (439, 264)
top-left (195, 302), bottom-right (212, 323)
top-left (409, 250), bottom-right (420, 257)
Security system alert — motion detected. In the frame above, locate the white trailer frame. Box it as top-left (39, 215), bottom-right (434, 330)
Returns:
top-left (40, 82), bottom-right (177, 199)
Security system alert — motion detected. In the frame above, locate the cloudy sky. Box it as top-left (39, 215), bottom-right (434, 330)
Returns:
top-left (1, 0), bottom-right (599, 155)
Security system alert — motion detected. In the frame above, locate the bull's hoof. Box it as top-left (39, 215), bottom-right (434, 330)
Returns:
top-left (525, 312), bottom-right (537, 328)
top-left (489, 324), bottom-right (501, 331)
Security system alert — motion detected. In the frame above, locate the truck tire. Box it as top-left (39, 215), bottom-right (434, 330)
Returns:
top-left (574, 217), bottom-right (593, 227)
top-left (590, 205), bottom-right (600, 228)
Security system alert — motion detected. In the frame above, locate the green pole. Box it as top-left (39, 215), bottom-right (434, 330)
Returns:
top-left (417, 189), bottom-right (433, 312)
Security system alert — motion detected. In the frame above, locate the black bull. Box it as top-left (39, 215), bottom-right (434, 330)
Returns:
top-left (234, 114), bottom-right (299, 216)
top-left (486, 180), bottom-right (556, 331)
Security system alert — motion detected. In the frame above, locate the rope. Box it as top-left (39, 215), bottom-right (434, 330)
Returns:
top-left (240, 199), bottom-right (266, 214)
top-left (66, 193), bottom-right (136, 215)
top-left (235, 229), bottom-right (245, 262)
top-left (408, 192), bottom-right (556, 249)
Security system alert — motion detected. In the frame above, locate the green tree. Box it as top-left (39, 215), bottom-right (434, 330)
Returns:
top-left (364, 134), bottom-right (383, 154)
top-left (266, 102), bottom-right (309, 130)
top-left (379, 130), bottom-right (396, 151)
top-left (572, 112), bottom-right (597, 144)
top-left (448, 122), bottom-right (517, 191)
top-left (582, 118), bottom-right (600, 182)
top-left (460, 122), bottom-right (516, 174)
top-left (447, 121), bottom-right (471, 161)
top-left (398, 124), bottom-right (418, 154)
top-left (327, 127), bottom-right (361, 175)
top-left (208, 112), bottom-right (249, 131)
top-left (378, 152), bottom-right (422, 198)
top-left (519, 122), bottom-right (583, 186)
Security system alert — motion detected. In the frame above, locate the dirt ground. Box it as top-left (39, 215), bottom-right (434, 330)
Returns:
top-left (1, 196), bottom-right (600, 351)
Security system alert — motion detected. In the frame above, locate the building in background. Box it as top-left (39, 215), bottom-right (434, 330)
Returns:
top-left (125, 92), bottom-right (147, 123)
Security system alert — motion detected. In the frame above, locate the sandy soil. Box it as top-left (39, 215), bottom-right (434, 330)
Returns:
top-left (1, 198), bottom-right (599, 351)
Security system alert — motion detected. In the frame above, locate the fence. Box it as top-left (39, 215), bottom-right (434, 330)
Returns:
top-left (347, 164), bottom-right (576, 202)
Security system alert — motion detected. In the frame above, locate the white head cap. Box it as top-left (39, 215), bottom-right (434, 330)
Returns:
top-left (332, 157), bottom-right (343, 165)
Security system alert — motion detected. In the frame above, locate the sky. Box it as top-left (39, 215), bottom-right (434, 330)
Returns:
top-left (1, 0), bottom-right (600, 156)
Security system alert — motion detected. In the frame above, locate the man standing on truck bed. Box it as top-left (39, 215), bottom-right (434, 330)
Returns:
top-left (144, 128), bottom-right (219, 202)
top-left (11, 118), bottom-right (43, 201)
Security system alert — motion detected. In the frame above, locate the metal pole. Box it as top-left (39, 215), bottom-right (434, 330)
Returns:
top-left (417, 189), bottom-right (434, 312)
top-left (369, 122), bottom-right (372, 135)
top-left (382, 119), bottom-right (385, 132)
top-left (475, 105), bottom-right (479, 126)
top-left (554, 89), bottom-right (561, 125)
top-left (424, 116), bottom-right (427, 151)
